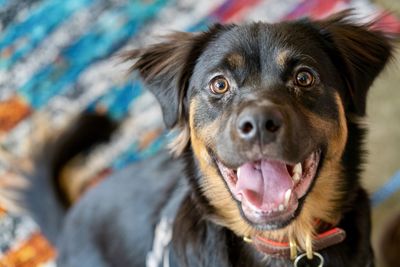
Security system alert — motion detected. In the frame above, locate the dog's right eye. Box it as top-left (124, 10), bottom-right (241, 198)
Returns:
top-left (295, 69), bottom-right (315, 88)
top-left (209, 76), bottom-right (230, 95)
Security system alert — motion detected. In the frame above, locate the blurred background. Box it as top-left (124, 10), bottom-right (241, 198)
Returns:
top-left (0, 0), bottom-right (399, 266)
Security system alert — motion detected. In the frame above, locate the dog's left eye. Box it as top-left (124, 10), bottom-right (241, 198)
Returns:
top-left (209, 76), bottom-right (230, 94)
top-left (295, 69), bottom-right (315, 87)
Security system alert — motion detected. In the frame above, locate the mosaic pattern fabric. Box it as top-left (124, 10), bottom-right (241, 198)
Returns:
top-left (0, 207), bottom-right (55, 266)
top-left (0, 0), bottom-right (398, 266)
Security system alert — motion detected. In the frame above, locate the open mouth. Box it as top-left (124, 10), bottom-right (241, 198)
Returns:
top-left (216, 150), bottom-right (321, 229)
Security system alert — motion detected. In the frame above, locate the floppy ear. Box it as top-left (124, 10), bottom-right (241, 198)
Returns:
top-left (317, 11), bottom-right (395, 116)
top-left (125, 25), bottom-right (231, 128)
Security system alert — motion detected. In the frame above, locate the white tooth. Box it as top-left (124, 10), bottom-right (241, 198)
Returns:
top-left (293, 163), bottom-right (302, 175)
top-left (279, 204), bottom-right (284, 211)
top-left (284, 189), bottom-right (292, 206)
top-left (292, 173), bottom-right (301, 183)
top-left (237, 168), bottom-right (241, 177)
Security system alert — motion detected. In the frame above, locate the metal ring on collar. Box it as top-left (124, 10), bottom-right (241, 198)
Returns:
top-left (294, 252), bottom-right (324, 267)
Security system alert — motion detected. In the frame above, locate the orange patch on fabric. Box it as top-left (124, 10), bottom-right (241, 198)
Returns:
top-left (0, 96), bottom-right (31, 133)
top-left (0, 232), bottom-right (56, 267)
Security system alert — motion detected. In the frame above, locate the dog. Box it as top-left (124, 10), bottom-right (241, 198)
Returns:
top-left (44, 11), bottom-right (395, 267)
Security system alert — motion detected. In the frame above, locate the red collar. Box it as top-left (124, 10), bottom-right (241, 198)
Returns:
top-left (247, 223), bottom-right (346, 259)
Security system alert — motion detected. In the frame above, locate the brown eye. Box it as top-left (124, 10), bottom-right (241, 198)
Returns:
top-left (210, 76), bottom-right (230, 94)
top-left (295, 69), bottom-right (314, 87)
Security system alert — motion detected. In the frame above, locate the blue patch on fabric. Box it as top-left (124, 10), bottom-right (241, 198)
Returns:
top-left (371, 170), bottom-right (400, 206)
top-left (0, 0), bottom-right (93, 69)
top-left (17, 0), bottom-right (168, 108)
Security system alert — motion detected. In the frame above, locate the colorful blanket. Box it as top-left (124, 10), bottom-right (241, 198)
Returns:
top-left (0, 0), bottom-right (399, 266)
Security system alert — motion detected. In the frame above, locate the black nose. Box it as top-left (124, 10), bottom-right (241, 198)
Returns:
top-left (236, 106), bottom-right (283, 144)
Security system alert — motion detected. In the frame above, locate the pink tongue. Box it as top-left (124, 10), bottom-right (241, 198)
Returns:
top-left (236, 160), bottom-right (293, 210)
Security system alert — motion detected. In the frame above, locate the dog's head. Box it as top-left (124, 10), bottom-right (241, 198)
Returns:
top-left (127, 11), bottom-right (394, 246)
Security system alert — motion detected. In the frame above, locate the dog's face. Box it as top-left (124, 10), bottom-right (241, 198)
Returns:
top-left (129, 12), bottom-right (393, 245)
top-left (188, 21), bottom-right (347, 230)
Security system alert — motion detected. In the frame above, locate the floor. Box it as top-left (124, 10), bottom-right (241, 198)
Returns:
top-left (366, 1), bottom-right (400, 266)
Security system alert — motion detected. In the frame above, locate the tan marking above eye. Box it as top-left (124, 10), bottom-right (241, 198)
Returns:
top-left (295, 69), bottom-right (315, 87)
top-left (209, 76), bottom-right (230, 94)
top-left (276, 50), bottom-right (291, 67)
top-left (226, 53), bottom-right (245, 69)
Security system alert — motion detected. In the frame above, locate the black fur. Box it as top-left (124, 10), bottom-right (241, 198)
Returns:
top-left (316, 14), bottom-right (393, 115)
top-left (50, 113), bottom-right (118, 206)
top-left (32, 11), bottom-right (396, 267)
top-left (125, 24), bottom-right (233, 128)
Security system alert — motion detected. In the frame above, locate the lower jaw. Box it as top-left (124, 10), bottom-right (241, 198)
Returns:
top-left (239, 196), bottom-right (300, 230)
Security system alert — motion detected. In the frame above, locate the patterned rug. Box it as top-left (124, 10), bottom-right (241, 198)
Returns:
top-left (0, 0), bottom-right (399, 266)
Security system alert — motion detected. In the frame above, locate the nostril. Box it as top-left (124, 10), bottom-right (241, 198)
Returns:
top-left (237, 117), bottom-right (257, 140)
top-left (240, 121), bottom-right (254, 135)
top-left (265, 119), bottom-right (280, 133)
